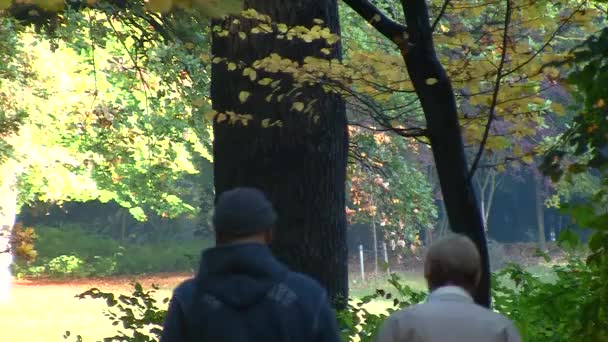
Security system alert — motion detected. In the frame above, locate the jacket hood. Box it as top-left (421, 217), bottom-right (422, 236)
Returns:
top-left (195, 243), bottom-right (287, 309)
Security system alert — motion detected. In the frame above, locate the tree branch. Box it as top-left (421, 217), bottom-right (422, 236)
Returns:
top-left (431, 0), bottom-right (450, 32)
top-left (468, 0), bottom-right (512, 181)
top-left (342, 0), bottom-right (408, 43)
top-left (503, 2), bottom-right (585, 78)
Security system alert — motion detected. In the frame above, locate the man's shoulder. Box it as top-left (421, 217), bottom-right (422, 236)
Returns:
top-left (395, 300), bottom-right (515, 327)
top-left (171, 278), bottom-right (197, 301)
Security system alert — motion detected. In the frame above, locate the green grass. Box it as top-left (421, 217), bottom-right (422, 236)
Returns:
top-left (349, 271), bottom-right (426, 298)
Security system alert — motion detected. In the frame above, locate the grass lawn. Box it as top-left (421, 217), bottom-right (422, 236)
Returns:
top-left (0, 271), bottom-right (421, 342)
top-left (0, 275), bottom-right (186, 342)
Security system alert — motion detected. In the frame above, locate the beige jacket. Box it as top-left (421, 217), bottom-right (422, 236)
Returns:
top-left (376, 286), bottom-right (522, 342)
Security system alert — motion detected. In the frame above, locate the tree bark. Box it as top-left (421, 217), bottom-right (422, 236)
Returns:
top-left (211, 0), bottom-right (348, 305)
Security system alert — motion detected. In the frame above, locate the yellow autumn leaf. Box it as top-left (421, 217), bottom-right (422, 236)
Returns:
top-left (242, 67), bottom-right (258, 81)
top-left (34, 0), bottom-right (65, 11)
top-left (173, 0), bottom-right (191, 8)
top-left (513, 145), bottom-right (523, 157)
top-left (217, 113), bottom-right (228, 123)
top-left (238, 32), bottom-right (247, 40)
top-left (204, 110), bottom-right (216, 121)
top-left (227, 62), bottom-right (237, 71)
top-left (144, 0), bottom-right (173, 13)
top-left (261, 118), bottom-right (270, 128)
top-left (292, 102), bottom-right (305, 112)
top-left (594, 99), bottom-right (605, 108)
top-left (301, 34), bottom-right (313, 43)
top-left (326, 34), bottom-right (340, 45)
top-left (552, 102), bottom-right (566, 116)
top-left (239, 91), bottom-right (251, 103)
top-left (522, 154), bottom-right (534, 164)
top-left (0, 0), bottom-right (11, 10)
top-left (425, 78), bottom-right (438, 86)
top-left (543, 67), bottom-right (560, 78)
top-left (258, 78), bottom-right (273, 86)
top-left (192, 98), bottom-right (206, 107)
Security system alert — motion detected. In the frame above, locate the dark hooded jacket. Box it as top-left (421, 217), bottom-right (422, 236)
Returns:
top-left (160, 243), bottom-right (341, 342)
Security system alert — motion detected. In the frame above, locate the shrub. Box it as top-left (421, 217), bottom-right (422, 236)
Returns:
top-left (67, 259), bottom-right (608, 342)
top-left (47, 255), bottom-right (86, 278)
top-left (10, 223), bottom-right (38, 263)
top-left (13, 224), bottom-right (210, 279)
top-left (67, 283), bottom-right (167, 342)
top-left (493, 258), bottom-right (607, 342)
top-left (65, 274), bottom-right (426, 342)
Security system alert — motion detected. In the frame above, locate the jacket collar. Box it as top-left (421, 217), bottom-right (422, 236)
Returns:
top-left (427, 286), bottom-right (474, 304)
top-left (197, 242), bottom-right (286, 279)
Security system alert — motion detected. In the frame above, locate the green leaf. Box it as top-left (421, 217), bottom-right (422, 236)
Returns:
top-left (557, 229), bottom-right (580, 251)
top-left (239, 91), bottom-right (251, 103)
top-left (292, 102), bottom-right (305, 112)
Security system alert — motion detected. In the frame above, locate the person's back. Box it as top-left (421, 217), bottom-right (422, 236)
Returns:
top-left (160, 188), bottom-right (340, 342)
top-left (377, 234), bottom-right (521, 342)
top-left (378, 286), bottom-right (519, 342)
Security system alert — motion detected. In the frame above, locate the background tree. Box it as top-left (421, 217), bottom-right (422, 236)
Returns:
top-left (332, 0), bottom-right (601, 306)
top-left (0, 11), bottom-right (214, 294)
top-left (348, 127), bottom-right (436, 273)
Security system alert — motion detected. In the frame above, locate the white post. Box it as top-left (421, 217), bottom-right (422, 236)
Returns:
top-left (383, 241), bottom-right (390, 275)
top-left (372, 217), bottom-right (378, 276)
top-left (359, 244), bottom-right (365, 282)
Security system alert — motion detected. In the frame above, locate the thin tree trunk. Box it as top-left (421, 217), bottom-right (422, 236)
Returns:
top-left (399, 0), bottom-right (490, 306)
top-left (121, 209), bottom-right (127, 242)
top-left (0, 167), bottom-right (18, 303)
top-left (535, 173), bottom-right (547, 251)
top-left (211, 0), bottom-right (348, 305)
top-left (486, 172), bottom-right (499, 228)
top-left (372, 214), bottom-right (378, 276)
top-left (478, 178), bottom-right (487, 228)
top-left (343, 0), bottom-right (491, 307)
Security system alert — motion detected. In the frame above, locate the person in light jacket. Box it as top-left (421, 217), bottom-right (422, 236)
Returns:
top-left (160, 187), bottom-right (341, 342)
top-left (377, 234), bottom-right (522, 342)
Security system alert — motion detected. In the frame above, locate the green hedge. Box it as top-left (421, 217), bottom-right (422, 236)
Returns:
top-left (12, 224), bottom-right (212, 278)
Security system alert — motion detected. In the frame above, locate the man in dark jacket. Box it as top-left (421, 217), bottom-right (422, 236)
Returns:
top-left (160, 187), bottom-right (341, 342)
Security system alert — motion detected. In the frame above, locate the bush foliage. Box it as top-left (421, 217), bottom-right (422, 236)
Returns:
top-left (64, 251), bottom-right (607, 342)
top-left (12, 224), bottom-right (211, 278)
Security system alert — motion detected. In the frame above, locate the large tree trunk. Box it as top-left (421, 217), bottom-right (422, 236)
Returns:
top-left (210, 0), bottom-right (348, 304)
